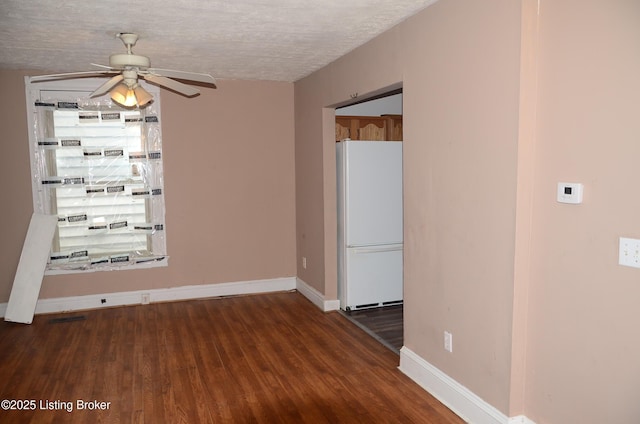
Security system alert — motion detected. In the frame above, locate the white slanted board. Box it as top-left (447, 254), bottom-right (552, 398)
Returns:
top-left (5, 214), bottom-right (58, 324)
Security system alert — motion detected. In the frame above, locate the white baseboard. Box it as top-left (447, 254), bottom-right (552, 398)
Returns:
top-left (0, 276), bottom-right (344, 318)
top-left (399, 347), bottom-right (535, 424)
top-left (296, 277), bottom-right (340, 312)
top-left (1, 276), bottom-right (297, 318)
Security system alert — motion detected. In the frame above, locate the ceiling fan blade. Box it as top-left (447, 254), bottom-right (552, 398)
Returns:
top-left (90, 74), bottom-right (125, 98)
top-left (143, 74), bottom-right (200, 97)
top-left (147, 68), bottom-right (216, 85)
top-left (91, 63), bottom-right (114, 70)
top-left (30, 71), bottom-right (112, 82)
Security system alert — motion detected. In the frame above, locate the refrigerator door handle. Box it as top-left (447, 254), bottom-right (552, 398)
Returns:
top-left (350, 244), bottom-right (403, 254)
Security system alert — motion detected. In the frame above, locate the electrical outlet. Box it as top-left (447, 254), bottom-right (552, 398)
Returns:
top-left (444, 331), bottom-right (453, 353)
top-left (619, 237), bottom-right (640, 268)
top-left (141, 293), bottom-right (150, 305)
top-left (302, 257), bottom-right (307, 269)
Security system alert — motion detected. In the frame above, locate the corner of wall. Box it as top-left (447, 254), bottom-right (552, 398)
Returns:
top-left (399, 346), bottom-right (536, 424)
top-left (296, 277), bottom-right (340, 312)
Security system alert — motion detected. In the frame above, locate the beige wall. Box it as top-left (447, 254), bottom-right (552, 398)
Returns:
top-left (0, 72), bottom-right (296, 300)
top-left (295, 0), bottom-right (521, 414)
top-left (295, 0), bottom-right (640, 422)
top-left (0, 70), bottom-right (34, 301)
top-left (401, 1), bottom-right (521, 414)
top-left (525, 0), bottom-right (640, 423)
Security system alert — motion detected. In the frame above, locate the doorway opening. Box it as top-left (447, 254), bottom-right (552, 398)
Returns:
top-left (335, 89), bottom-right (403, 353)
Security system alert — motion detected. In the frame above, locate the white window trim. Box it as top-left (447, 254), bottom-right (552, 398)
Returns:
top-left (24, 77), bottom-right (168, 275)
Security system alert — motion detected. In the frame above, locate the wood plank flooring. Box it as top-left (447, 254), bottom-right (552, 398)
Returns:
top-left (0, 291), bottom-right (463, 424)
top-left (345, 305), bottom-right (403, 353)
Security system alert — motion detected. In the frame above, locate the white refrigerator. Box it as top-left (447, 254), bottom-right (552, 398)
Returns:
top-left (336, 140), bottom-right (403, 311)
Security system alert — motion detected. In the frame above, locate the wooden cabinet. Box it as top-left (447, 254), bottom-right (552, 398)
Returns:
top-left (336, 115), bottom-right (403, 142)
top-left (384, 115), bottom-right (403, 141)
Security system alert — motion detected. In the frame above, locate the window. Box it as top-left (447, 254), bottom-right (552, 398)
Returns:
top-left (25, 78), bottom-right (167, 274)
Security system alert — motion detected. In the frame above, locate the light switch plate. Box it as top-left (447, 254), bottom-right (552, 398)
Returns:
top-left (619, 237), bottom-right (640, 268)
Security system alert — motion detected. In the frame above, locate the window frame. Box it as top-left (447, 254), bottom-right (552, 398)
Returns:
top-left (24, 77), bottom-right (168, 275)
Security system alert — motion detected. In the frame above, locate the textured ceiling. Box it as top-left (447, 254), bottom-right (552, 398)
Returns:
top-left (0, 0), bottom-right (436, 82)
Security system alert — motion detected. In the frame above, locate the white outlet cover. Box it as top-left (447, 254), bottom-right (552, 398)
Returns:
top-left (619, 237), bottom-right (640, 268)
top-left (444, 331), bottom-right (453, 352)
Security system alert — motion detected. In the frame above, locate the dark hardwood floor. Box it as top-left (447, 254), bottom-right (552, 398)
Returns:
top-left (344, 305), bottom-right (403, 353)
top-left (0, 291), bottom-right (462, 423)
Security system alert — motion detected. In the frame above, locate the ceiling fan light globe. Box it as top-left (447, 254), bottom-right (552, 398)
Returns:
top-left (110, 83), bottom-right (128, 102)
top-left (134, 86), bottom-right (153, 107)
top-left (110, 84), bottom-right (137, 108)
top-left (110, 83), bottom-right (154, 108)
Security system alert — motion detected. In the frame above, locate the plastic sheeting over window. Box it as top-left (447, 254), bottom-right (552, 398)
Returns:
top-left (27, 94), bottom-right (167, 273)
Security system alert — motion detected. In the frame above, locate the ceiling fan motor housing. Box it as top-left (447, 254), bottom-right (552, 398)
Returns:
top-left (121, 69), bottom-right (140, 88)
top-left (109, 53), bottom-right (150, 69)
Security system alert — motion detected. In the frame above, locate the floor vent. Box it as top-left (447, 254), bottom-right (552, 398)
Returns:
top-left (48, 315), bottom-right (86, 324)
top-left (349, 303), bottom-right (379, 311)
top-left (349, 300), bottom-right (403, 311)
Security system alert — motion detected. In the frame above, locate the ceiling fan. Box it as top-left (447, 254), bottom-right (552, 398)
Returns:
top-left (30, 33), bottom-right (216, 108)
